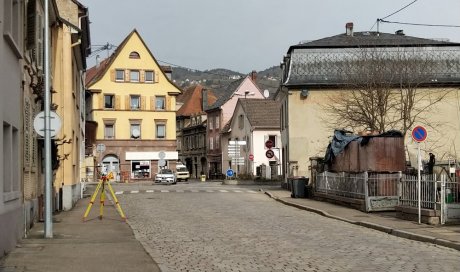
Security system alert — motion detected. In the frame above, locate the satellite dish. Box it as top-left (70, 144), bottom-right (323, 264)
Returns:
top-left (132, 129), bottom-right (140, 138)
top-left (263, 89), bottom-right (269, 98)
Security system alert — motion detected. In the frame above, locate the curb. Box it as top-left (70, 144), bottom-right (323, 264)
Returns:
top-left (263, 191), bottom-right (460, 251)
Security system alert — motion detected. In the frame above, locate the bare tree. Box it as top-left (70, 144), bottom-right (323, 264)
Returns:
top-left (324, 46), bottom-right (451, 136)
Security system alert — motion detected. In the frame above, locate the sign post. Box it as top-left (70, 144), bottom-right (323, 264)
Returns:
top-left (412, 126), bottom-right (427, 224)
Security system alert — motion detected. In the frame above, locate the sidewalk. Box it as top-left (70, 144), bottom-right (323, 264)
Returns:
top-left (0, 199), bottom-right (160, 272)
top-left (264, 189), bottom-right (460, 251)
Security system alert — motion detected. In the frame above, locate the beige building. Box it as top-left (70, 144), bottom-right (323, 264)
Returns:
top-left (86, 30), bottom-right (181, 181)
top-left (277, 24), bottom-right (460, 182)
top-left (51, 0), bottom-right (90, 210)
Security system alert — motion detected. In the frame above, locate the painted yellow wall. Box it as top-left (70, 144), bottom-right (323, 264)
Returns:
top-left (89, 31), bottom-right (179, 140)
top-left (286, 87), bottom-right (460, 177)
top-left (52, 24), bottom-right (83, 189)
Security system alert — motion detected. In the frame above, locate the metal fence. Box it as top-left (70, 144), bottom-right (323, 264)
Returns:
top-left (316, 172), bottom-right (366, 199)
top-left (400, 174), bottom-right (459, 209)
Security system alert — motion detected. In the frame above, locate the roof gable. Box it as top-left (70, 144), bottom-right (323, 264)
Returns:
top-left (85, 29), bottom-right (181, 94)
top-left (177, 85), bottom-right (217, 116)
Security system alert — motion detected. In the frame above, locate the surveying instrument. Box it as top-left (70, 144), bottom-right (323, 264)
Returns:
top-left (83, 172), bottom-right (126, 221)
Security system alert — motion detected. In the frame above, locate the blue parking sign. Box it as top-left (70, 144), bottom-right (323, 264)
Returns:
top-left (226, 169), bottom-right (234, 177)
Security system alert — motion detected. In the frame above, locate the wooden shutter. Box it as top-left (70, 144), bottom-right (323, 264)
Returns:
top-left (110, 70), bottom-right (115, 81)
top-left (99, 94), bottom-right (104, 109)
top-left (141, 96), bottom-right (146, 110)
top-left (26, 0), bottom-right (36, 50)
top-left (125, 95), bottom-right (130, 110)
top-left (155, 71), bottom-right (159, 83)
top-left (140, 70), bottom-right (145, 82)
top-left (166, 96), bottom-right (171, 111)
top-left (150, 96), bottom-right (155, 110)
top-left (115, 95), bottom-right (120, 109)
top-left (125, 70), bottom-right (130, 82)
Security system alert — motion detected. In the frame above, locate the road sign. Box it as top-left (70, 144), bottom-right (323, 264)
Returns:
top-left (33, 111), bottom-right (62, 137)
top-left (229, 140), bottom-right (246, 145)
top-left (96, 144), bottom-right (106, 153)
top-left (158, 159), bottom-right (166, 167)
top-left (226, 169), bottom-right (234, 177)
top-left (249, 154), bottom-right (254, 161)
top-left (266, 150), bottom-right (275, 159)
top-left (412, 126), bottom-right (427, 142)
top-left (158, 151), bottom-right (166, 159)
top-left (265, 140), bottom-right (274, 149)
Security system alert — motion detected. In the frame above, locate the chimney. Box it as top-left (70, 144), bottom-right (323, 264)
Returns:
top-left (201, 88), bottom-right (208, 111)
top-left (250, 70), bottom-right (257, 81)
top-left (345, 22), bottom-right (354, 36)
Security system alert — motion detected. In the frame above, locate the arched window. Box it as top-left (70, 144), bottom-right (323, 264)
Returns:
top-left (129, 51), bottom-right (140, 59)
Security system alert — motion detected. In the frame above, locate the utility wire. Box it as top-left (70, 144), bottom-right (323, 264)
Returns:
top-left (381, 0), bottom-right (418, 20)
top-left (379, 19), bottom-right (460, 28)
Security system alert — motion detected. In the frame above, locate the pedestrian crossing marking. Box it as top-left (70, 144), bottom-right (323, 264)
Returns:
top-left (112, 189), bottom-right (261, 195)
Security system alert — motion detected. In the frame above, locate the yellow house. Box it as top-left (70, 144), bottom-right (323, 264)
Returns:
top-left (51, 0), bottom-right (90, 210)
top-left (277, 24), bottom-right (460, 182)
top-left (86, 29), bottom-right (181, 181)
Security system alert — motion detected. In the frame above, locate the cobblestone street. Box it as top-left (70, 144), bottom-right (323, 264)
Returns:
top-left (118, 183), bottom-right (460, 272)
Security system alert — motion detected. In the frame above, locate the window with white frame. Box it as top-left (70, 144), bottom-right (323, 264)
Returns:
top-left (104, 123), bottom-right (115, 139)
top-left (155, 96), bottom-right (166, 110)
top-left (130, 123), bottom-right (141, 139)
top-left (156, 123), bottom-right (166, 139)
top-left (130, 70), bottom-right (140, 82)
top-left (115, 69), bottom-right (124, 81)
top-left (145, 71), bottom-right (154, 83)
top-left (130, 95), bottom-right (140, 110)
top-left (209, 118), bottom-right (213, 130)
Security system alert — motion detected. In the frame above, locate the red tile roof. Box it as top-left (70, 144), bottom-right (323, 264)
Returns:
top-left (177, 85), bottom-right (217, 116)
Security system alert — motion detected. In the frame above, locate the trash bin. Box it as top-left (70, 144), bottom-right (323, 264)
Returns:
top-left (446, 188), bottom-right (453, 203)
top-left (201, 175), bottom-right (206, 182)
top-left (291, 178), bottom-right (308, 198)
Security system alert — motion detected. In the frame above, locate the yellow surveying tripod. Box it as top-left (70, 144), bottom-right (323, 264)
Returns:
top-left (83, 173), bottom-right (126, 221)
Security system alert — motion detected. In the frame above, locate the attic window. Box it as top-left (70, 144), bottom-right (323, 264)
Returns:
top-left (129, 51), bottom-right (140, 59)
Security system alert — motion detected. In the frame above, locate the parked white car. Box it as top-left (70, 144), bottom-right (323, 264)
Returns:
top-left (154, 169), bottom-right (176, 184)
top-left (176, 165), bottom-right (190, 182)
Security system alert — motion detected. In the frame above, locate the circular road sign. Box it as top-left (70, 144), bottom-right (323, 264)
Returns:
top-left (96, 144), bottom-right (106, 153)
top-left (249, 154), bottom-right (254, 161)
top-left (158, 159), bottom-right (166, 167)
top-left (158, 151), bottom-right (166, 159)
top-left (265, 140), bottom-right (274, 149)
top-left (33, 111), bottom-right (62, 137)
top-left (412, 126), bottom-right (427, 142)
top-left (226, 169), bottom-right (234, 177)
top-left (266, 150), bottom-right (275, 159)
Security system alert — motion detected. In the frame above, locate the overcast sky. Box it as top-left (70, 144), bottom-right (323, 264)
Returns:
top-left (79, 0), bottom-right (460, 73)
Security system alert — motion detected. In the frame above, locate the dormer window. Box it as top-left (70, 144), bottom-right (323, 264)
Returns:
top-left (129, 51), bottom-right (140, 59)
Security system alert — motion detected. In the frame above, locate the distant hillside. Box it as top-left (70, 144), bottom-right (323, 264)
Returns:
top-left (171, 65), bottom-right (282, 97)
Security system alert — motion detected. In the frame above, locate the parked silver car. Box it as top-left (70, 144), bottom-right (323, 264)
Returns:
top-left (154, 169), bottom-right (176, 184)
